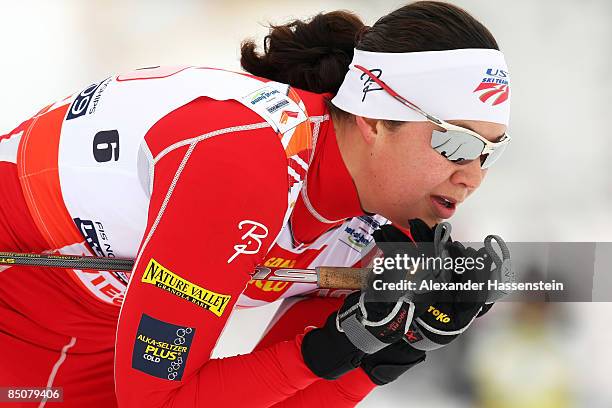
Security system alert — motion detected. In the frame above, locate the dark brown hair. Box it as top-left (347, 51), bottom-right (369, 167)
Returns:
top-left (241, 11), bottom-right (364, 95)
top-left (241, 1), bottom-right (499, 114)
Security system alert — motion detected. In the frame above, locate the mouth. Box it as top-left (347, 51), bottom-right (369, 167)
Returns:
top-left (433, 195), bottom-right (457, 209)
top-left (430, 195), bottom-right (457, 219)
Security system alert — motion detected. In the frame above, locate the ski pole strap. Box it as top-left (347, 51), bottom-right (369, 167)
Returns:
top-left (483, 235), bottom-right (514, 303)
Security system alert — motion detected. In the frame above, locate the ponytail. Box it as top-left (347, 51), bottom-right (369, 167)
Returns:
top-left (240, 11), bottom-right (365, 94)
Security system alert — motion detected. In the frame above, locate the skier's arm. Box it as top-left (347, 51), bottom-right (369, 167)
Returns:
top-left (114, 127), bottom-right (322, 407)
top-left (249, 297), bottom-right (377, 408)
top-left (269, 368), bottom-right (376, 408)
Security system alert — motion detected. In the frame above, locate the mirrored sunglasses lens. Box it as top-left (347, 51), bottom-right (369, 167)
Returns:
top-left (431, 130), bottom-right (484, 163)
top-left (481, 142), bottom-right (508, 169)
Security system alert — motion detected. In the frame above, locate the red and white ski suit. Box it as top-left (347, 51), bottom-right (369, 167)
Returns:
top-left (0, 66), bottom-right (388, 407)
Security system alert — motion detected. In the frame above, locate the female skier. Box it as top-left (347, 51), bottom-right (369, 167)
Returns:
top-left (0, 1), bottom-right (510, 407)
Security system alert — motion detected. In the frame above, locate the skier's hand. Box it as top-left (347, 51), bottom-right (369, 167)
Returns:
top-left (353, 219), bottom-right (437, 385)
top-left (301, 290), bottom-right (416, 380)
top-left (300, 220), bottom-right (434, 380)
top-left (406, 236), bottom-right (512, 351)
top-left (359, 220), bottom-right (512, 384)
top-left (360, 337), bottom-right (426, 385)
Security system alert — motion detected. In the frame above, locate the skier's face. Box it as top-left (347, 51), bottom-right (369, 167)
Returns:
top-left (353, 118), bottom-right (507, 228)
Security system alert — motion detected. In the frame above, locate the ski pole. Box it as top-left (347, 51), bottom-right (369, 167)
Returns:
top-left (0, 251), bottom-right (369, 289)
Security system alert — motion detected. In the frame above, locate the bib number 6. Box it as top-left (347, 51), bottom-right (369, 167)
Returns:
top-left (93, 130), bottom-right (120, 162)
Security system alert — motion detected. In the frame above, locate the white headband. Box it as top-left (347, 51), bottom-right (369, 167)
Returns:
top-left (331, 48), bottom-right (510, 126)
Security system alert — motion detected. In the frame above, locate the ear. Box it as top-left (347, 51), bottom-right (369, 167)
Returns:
top-left (354, 116), bottom-right (380, 144)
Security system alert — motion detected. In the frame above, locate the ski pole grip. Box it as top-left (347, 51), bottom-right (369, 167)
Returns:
top-left (316, 267), bottom-right (370, 290)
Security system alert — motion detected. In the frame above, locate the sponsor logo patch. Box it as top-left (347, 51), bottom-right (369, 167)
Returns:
top-left (240, 86), bottom-right (307, 134)
top-left (66, 77), bottom-right (111, 120)
top-left (266, 99), bottom-right (290, 114)
top-left (141, 259), bottom-right (231, 317)
top-left (339, 226), bottom-right (372, 252)
top-left (473, 68), bottom-right (510, 106)
top-left (263, 257), bottom-right (296, 268)
top-left (405, 322), bottom-right (424, 343)
top-left (405, 328), bottom-right (423, 343)
top-left (249, 88), bottom-right (281, 105)
top-left (359, 67), bottom-right (383, 102)
top-left (132, 314), bottom-right (195, 381)
top-left (279, 110), bottom-right (298, 124)
top-left (227, 220), bottom-right (269, 264)
top-left (73, 218), bottom-right (116, 258)
top-left (427, 305), bottom-right (451, 323)
top-left (358, 215), bottom-right (381, 230)
top-left (249, 280), bottom-right (290, 292)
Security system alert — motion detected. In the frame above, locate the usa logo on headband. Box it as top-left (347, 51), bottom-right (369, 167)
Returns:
top-left (473, 68), bottom-right (510, 106)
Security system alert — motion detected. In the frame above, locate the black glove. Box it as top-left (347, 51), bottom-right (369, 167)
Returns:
top-left (401, 242), bottom-right (489, 351)
top-left (301, 288), bottom-right (416, 379)
top-left (302, 242), bottom-right (423, 381)
top-left (385, 223), bottom-right (512, 351)
top-left (371, 218), bottom-right (450, 312)
top-left (356, 219), bottom-right (437, 385)
top-left (360, 338), bottom-right (426, 385)
top-left (301, 310), bottom-right (366, 380)
top-left (361, 219), bottom-right (511, 384)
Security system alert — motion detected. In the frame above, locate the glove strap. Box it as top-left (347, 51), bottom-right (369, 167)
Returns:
top-left (338, 295), bottom-right (416, 354)
top-left (340, 314), bottom-right (389, 353)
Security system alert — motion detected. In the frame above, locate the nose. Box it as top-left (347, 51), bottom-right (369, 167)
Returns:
top-left (449, 159), bottom-right (485, 191)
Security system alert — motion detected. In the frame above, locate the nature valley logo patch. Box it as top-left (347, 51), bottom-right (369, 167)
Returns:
top-left (141, 259), bottom-right (231, 317)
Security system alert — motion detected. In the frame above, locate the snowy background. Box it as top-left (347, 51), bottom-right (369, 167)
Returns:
top-left (1, 1), bottom-right (611, 407)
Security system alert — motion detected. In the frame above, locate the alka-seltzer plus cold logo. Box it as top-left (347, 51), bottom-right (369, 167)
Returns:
top-left (132, 314), bottom-right (195, 381)
top-left (473, 68), bottom-right (510, 106)
top-left (66, 77), bottom-right (112, 120)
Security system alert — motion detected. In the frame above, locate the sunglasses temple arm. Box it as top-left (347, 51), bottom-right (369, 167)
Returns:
top-left (354, 64), bottom-right (441, 124)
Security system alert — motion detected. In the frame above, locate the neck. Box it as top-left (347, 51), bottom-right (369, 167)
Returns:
top-left (333, 113), bottom-right (370, 213)
top-left (308, 120), bottom-right (364, 220)
top-left (290, 115), bottom-right (364, 244)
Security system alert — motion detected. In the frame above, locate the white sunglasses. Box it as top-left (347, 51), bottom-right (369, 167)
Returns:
top-left (354, 64), bottom-right (511, 169)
